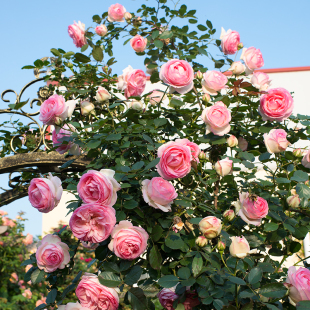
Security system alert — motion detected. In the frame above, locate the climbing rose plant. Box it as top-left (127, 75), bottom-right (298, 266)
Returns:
top-left (15, 1), bottom-right (310, 309)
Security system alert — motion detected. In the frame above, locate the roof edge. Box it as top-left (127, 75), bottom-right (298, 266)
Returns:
top-left (224, 66), bottom-right (310, 76)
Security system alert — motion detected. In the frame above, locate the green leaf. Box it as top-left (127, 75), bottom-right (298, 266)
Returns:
top-left (31, 269), bottom-right (45, 284)
top-left (64, 51), bottom-right (75, 58)
top-left (296, 183), bottom-right (310, 199)
top-left (159, 31), bottom-right (173, 39)
top-left (46, 289), bottom-right (57, 304)
top-left (290, 241), bottom-right (302, 253)
top-left (81, 44), bottom-right (88, 52)
top-left (189, 217), bottom-right (203, 224)
top-left (178, 267), bottom-right (191, 279)
top-left (127, 287), bottom-right (147, 310)
top-left (152, 30), bottom-right (160, 39)
top-left (170, 98), bottom-right (184, 107)
top-left (92, 46), bottom-right (104, 62)
top-left (50, 48), bottom-right (61, 56)
top-left (276, 177), bottom-right (290, 184)
top-left (248, 267), bottom-right (262, 284)
top-left (291, 170), bottom-right (309, 182)
top-left (154, 40), bottom-right (164, 48)
top-left (144, 158), bottom-right (160, 170)
top-left (132, 161), bottom-right (144, 170)
top-left (14, 98), bottom-right (30, 110)
top-left (188, 19), bottom-right (197, 24)
top-left (228, 276), bottom-right (246, 285)
top-left (123, 200), bottom-right (138, 209)
top-left (99, 272), bottom-right (122, 287)
top-left (259, 152), bottom-right (271, 161)
top-left (74, 53), bottom-right (91, 63)
top-left (197, 24), bottom-right (208, 31)
top-left (297, 301), bottom-right (310, 309)
top-left (154, 118), bottom-right (167, 127)
top-left (192, 254), bottom-right (203, 277)
top-left (213, 299), bottom-right (225, 310)
top-left (125, 265), bottom-right (142, 286)
top-left (158, 275), bottom-right (179, 288)
top-left (22, 65), bottom-right (36, 69)
top-left (87, 140), bottom-right (101, 149)
top-left (264, 222), bottom-right (279, 232)
top-left (259, 283), bottom-right (287, 298)
top-left (206, 20), bottom-right (213, 28)
top-left (142, 134), bottom-right (154, 145)
top-left (165, 232), bottom-right (186, 250)
top-left (106, 133), bottom-right (121, 140)
top-left (60, 159), bottom-right (75, 169)
top-left (149, 245), bottom-right (162, 270)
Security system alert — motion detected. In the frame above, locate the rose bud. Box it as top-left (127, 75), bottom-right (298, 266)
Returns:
top-left (229, 61), bottom-right (245, 75)
top-left (215, 157), bottom-right (233, 177)
top-left (227, 135), bottom-right (238, 147)
top-left (202, 93), bottom-right (211, 103)
top-left (133, 16), bottom-right (142, 27)
top-left (96, 87), bottom-right (111, 102)
top-left (293, 148), bottom-right (303, 157)
top-left (196, 71), bottom-right (203, 80)
top-left (95, 24), bottom-right (107, 37)
top-left (198, 151), bottom-right (207, 160)
top-left (238, 137), bottom-right (248, 151)
top-left (124, 12), bottom-right (132, 22)
top-left (102, 66), bottom-right (109, 73)
top-left (217, 240), bottom-right (226, 252)
top-left (287, 190), bottom-right (300, 209)
top-left (229, 236), bottom-right (250, 259)
top-left (223, 209), bottom-right (235, 221)
top-left (130, 100), bottom-right (143, 111)
top-left (196, 236), bottom-right (208, 247)
top-left (80, 100), bottom-right (95, 116)
top-left (199, 216), bottom-right (222, 239)
top-left (238, 43), bottom-right (244, 50)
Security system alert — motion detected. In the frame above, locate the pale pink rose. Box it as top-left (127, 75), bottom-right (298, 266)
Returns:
top-left (229, 236), bottom-right (250, 259)
top-left (142, 177), bottom-right (177, 212)
top-left (68, 21), bottom-right (87, 48)
top-left (259, 87), bottom-right (294, 122)
top-left (195, 236), bottom-right (208, 247)
top-left (36, 297), bottom-right (47, 307)
top-left (227, 135), bottom-right (238, 147)
top-left (80, 99), bottom-right (95, 115)
top-left (287, 190), bottom-right (300, 208)
top-left (148, 89), bottom-right (166, 105)
top-left (36, 234), bottom-right (70, 273)
top-left (302, 149), bottom-right (310, 168)
top-left (108, 3), bottom-right (126, 22)
top-left (238, 192), bottom-right (268, 226)
top-left (201, 71), bottom-right (227, 95)
top-left (229, 61), bottom-right (245, 75)
top-left (22, 289), bottom-right (32, 299)
top-left (59, 302), bottom-right (89, 310)
top-left (129, 100), bottom-right (143, 111)
top-left (156, 141), bottom-right (192, 180)
top-left (286, 266), bottom-right (310, 305)
top-left (130, 35), bottom-right (148, 52)
top-left (238, 137), bottom-right (248, 151)
top-left (175, 139), bottom-right (201, 163)
top-left (199, 216), bottom-right (222, 239)
top-left (25, 264), bottom-right (33, 273)
top-left (159, 59), bottom-right (194, 94)
top-left (223, 209), bottom-right (235, 221)
top-left (28, 173), bottom-right (63, 213)
top-left (183, 291), bottom-right (200, 310)
top-left (220, 27), bottom-right (240, 55)
top-left (2, 217), bottom-right (15, 227)
top-left (23, 233), bottom-right (33, 246)
top-left (76, 273), bottom-right (119, 310)
top-left (95, 24), bottom-right (107, 36)
top-left (0, 210), bottom-right (8, 216)
top-left (215, 157), bottom-right (233, 176)
top-left (95, 87), bottom-right (111, 102)
top-left (52, 124), bottom-right (80, 155)
top-left (201, 101), bottom-right (231, 136)
top-left (157, 288), bottom-right (179, 310)
top-left (69, 203), bottom-right (116, 243)
top-left (264, 129), bottom-right (290, 153)
top-left (39, 94), bottom-right (76, 126)
top-left (124, 12), bottom-right (132, 22)
top-left (251, 72), bottom-right (271, 91)
top-left (77, 169), bottom-right (120, 207)
top-left (195, 71), bottom-right (203, 80)
top-left (240, 47), bottom-right (264, 72)
top-left (202, 93), bottom-right (211, 103)
top-left (108, 220), bottom-right (149, 260)
top-left (10, 272), bottom-right (18, 283)
top-left (293, 148), bottom-right (303, 157)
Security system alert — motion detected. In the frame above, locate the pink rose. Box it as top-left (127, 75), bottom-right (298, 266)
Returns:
top-left (227, 135), bottom-right (238, 147)
top-left (148, 90), bottom-right (166, 106)
top-left (10, 272), bottom-right (18, 283)
top-left (240, 47), bottom-right (264, 72)
top-left (108, 220), bottom-right (149, 260)
top-left (95, 87), bottom-right (111, 102)
top-left (259, 87), bottom-right (294, 122)
top-left (201, 71), bottom-right (228, 95)
top-left (286, 266), bottom-right (310, 305)
top-left (196, 236), bottom-right (208, 247)
top-left (36, 297), bottom-right (47, 308)
top-left (28, 173), bottom-right (63, 213)
top-left (175, 138), bottom-right (201, 163)
top-left (108, 3), bottom-right (126, 22)
top-left (229, 61), bottom-right (245, 75)
top-left (36, 234), bottom-right (70, 273)
top-left (69, 203), bottom-right (116, 243)
top-left (58, 302), bottom-right (89, 310)
top-left (199, 216), bottom-right (222, 239)
top-left (159, 59), bottom-right (194, 94)
top-left (183, 291), bottom-right (200, 310)
top-left (52, 124), bottom-right (80, 155)
top-left (156, 141), bottom-right (192, 180)
top-left (238, 192), bottom-right (268, 226)
top-left (229, 236), bottom-right (250, 259)
top-left (76, 273), bottom-right (119, 310)
top-left (39, 94), bottom-right (76, 126)
top-left (68, 21), bottom-right (87, 48)
top-left (264, 129), bottom-right (290, 153)
top-left (201, 102), bottom-right (231, 136)
top-left (22, 289), bottom-right (32, 299)
top-left (130, 35), bottom-right (148, 52)
top-left (142, 177), bottom-right (177, 212)
top-left (220, 27), bottom-right (240, 55)
top-left (77, 169), bottom-right (120, 207)
top-left (223, 209), bottom-right (235, 221)
top-left (251, 72), bottom-right (271, 91)
top-left (238, 137), bottom-right (248, 151)
top-left (0, 210), bottom-right (8, 216)
top-left (215, 157), bottom-right (233, 176)
top-left (25, 264), bottom-right (33, 273)
top-left (95, 24), bottom-right (107, 36)
top-left (157, 288), bottom-right (179, 310)
top-left (302, 149), bottom-right (310, 168)
top-left (2, 217), bottom-right (15, 227)
top-left (23, 233), bottom-right (33, 246)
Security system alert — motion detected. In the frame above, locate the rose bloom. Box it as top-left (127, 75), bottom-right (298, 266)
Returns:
top-left (227, 135), bottom-right (238, 147)
top-left (80, 99), bottom-right (95, 116)
top-left (52, 124), bottom-right (80, 155)
top-left (76, 273), bottom-right (119, 310)
top-left (23, 233), bottom-right (33, 246)
top-left (199, 216), bottom-right (222, 239)
top-left (215, 157), bottom-right (233, 177)
top-left (259, 87), bottom-right (294, 122)
top-left (223, 209), bottom-right (235, 221)
top-left (58, 302), bottom-right (89, 310)
top-left (130, 35), bottom-right (148, 53)
top-left (238, 192), bottom-right (269, 226)
top-left (159, 59), bottom-right (194, 94)
top-left (302, 149), bottom-right (310, 168)
top-left (156, 141), bottom-right (192, 180)
top-left (96, 87), bottom-right (111, 103)
top-left (0, 210), bottom-right (8, 216)
top-left (229, 61), bottom-right (245, 75)
top-left (229, 236), bottom-right (250, 259)
top-left (28, 173), bottom-right (63, 213)
top-left (68, 21), bottom-right (86, 48)
top-left (124, 12), bottom-right (132, 22)
top-left (157, 288), bottom-right (179, 310)
top-left (175, 138), bottom-right (201, 163)
top-left (240, 47), bottom-right (264, 71)
top-left (287, 189), bottom-right (300, 208)
top-left (286, 266), bottom-right (310, 306)
top-left (202, 71), bottom-right (228, 95)
top-left (108, 3), bottom-right (126, 22)
top-left (183, 291), bottom-right (200, 310)
top-left (142, 177), bottom-right (177, 212)
top-left (95, 24), bottom-right (107, 36)
top-left (25, 264), bottom-right (33, 273)
top-left (129, 100), bottom-right (143, 111)
top-left (22, 289), bottom-right (32, 299)
top-left (69, 203), bottom-right (116, 243)
top-left (2, 217), bottom-right (15, 227)
top-left (201, 101), bottom-right (231, 136)
top-left (77, 169), bottom-right (120, 207)
top-left (148, 89), bottom-right (166, 105)
top-left (108, 220), bottom-right (149, 260)
top-left (251, 71), bottom-right (271, 91)
top-left (238, 137), bottom-right (248, 151)
top-left (220, 27), bottom-right (240, 55)
top-left (10, 272), bottom-right (18, 283)
top-left (36, 297), bottom-right (47, 308)
top-left (39, 94), bottom-right (76, 126)
top-left (36, 234), bottom-right (70, 273)
top-left (264, 129), bottom-right (290, 153)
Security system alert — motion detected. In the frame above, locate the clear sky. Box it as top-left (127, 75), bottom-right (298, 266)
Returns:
top-left (0, 0), bottom-right (309, 237)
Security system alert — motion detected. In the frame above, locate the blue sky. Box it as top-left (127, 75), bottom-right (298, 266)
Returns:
top-left (0, 0), bottom-right (309, 236)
